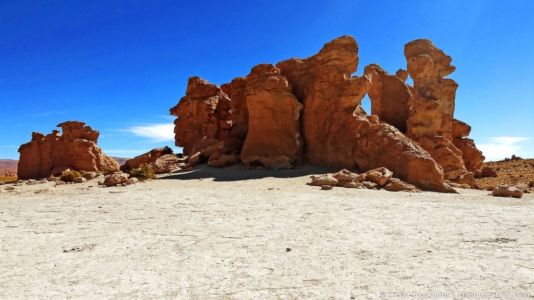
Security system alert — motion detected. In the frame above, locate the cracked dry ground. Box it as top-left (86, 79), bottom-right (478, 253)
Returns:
top-left (1, 167), bottom-right (533, 299)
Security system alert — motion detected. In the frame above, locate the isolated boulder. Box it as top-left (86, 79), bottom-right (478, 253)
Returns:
top-left (492, 185), bottom-right (523, 199)
top-left (17, 121), bottom-right (119, 179)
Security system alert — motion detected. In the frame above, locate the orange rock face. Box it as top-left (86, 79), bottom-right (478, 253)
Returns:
top-left (169, 77), bottom-right (232, 157)
top-left (404, 39), bottom-right (483, 184)
top-left (17, 121), bottom-right (119, 179)
top-left (240, 64), bottom-right (303, 168)
top-left (364, 64), bottom-right (412, 133)
top-left (169, 35), bottom-right (487, 192)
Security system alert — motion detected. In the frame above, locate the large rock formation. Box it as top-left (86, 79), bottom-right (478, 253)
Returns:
top-left (18, 121), bottom-right (119, 179)
top-left (170, 36), bottom-right (457, 192)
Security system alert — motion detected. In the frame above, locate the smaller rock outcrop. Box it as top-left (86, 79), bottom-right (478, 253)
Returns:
top-left (308, 169), bottom-right (419, 192)
top-left (492, 185), bottom-right (523, 198)
top-left (103, 173), bottom-right (133, 187)
top-left (17, 121), bottom-right (119, 179)
top-left (121, 147), bottom-right (182, 174)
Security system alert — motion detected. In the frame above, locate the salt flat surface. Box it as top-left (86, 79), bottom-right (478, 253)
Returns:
top-left (1, 166), bottom-right (533, 299)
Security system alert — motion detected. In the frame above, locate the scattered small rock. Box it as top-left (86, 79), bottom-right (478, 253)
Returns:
top-left (492, 185), bottom-right (523, 199)
top-left (286, 247), bottom-right (292, 252)
top-left (362, 181), bottom-right (378, 189)
top-left (343, 181), bottom-right (362, 189)
top-left (73, 177), bottom-right (87, 184)
top-left (4, 186), bottom-right (15, 191)
top-left (103, 173), bottom-right (131, 187)
top-left (321, 185), bottom-right (333, 190)
top-left (82, 172), bottom-right (97, 180)
top-left (383, 178), bottom-right (418, 192)
top-left (364, 167), bottom-right (393, 186)
top-left (309, 174), bottom-right (338, 187)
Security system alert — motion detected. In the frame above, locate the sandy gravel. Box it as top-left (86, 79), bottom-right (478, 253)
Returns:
top-left (1, 166), bottom-right (533, 299)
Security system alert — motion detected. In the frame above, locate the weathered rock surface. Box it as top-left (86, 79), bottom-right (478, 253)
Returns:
top-left (121, 147), bottom-right (173, 171)
top-left (309, 174), bottom-right (338, 187)
top-left (169, 77), bottom-right (232, 157)
top-left (492, 185), bottom-right (523, 198)
top-left (121, 147), bottom-right (181, 174)
top-left (18, 121), bottom-right (119, 179)
top-left (240, 64), bottom-right (303, 168)
top-left (451, 119), bottom-right (485, 173)
top-left (404, 40), bottom-right (483, 184)
top-left (364, 64), bottom-right (412, 132)
top-left (103, 173), bottom-right (132, 187)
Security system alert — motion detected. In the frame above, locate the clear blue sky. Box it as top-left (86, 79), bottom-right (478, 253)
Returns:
top-left (1, 0), bottom-right (533, 160)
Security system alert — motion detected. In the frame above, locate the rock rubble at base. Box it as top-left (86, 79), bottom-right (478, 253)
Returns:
top-left (309, 168), bottom-right (418, 192)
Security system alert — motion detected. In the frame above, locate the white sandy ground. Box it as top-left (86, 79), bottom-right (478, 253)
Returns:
top-left (0, 165), bottom-right (533, 299)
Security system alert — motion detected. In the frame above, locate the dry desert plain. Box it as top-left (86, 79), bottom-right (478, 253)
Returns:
top-left (1, 165), bottom-right (533, 299)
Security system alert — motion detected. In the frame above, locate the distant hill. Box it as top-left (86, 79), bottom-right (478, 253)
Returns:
top-left (0, 159), bottom-right (18, 177)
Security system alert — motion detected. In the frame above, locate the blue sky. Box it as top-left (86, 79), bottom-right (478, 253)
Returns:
top-left (1, 0), bottom-right (533, 160)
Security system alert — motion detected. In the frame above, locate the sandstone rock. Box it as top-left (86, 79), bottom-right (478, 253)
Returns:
top-left (73, 177), bottom-right (86, 184)
top-left (221, 77), bottom-right (248, 152)
top-left (364, 64), bottom-right (412, 132)
top-left (492, 185), bottom-right (523, 198)
top-left (364, 167), bottom-right (393, 186)
top-left (332, 169), bottom-right (364, 186)
top-left (309, 174), bottom-right (338, 187)
top-left (17, 121), bottom-right (119, 179)
top-left (152, 154), bottom-right (181, 174)
top-left (321, 185), bottom-right (333, 190)
top-left (169, 77), bottom-right (232, 156)
top-left (383, 178), bottom-right (417, 192)
top-left (82, 172), bottom-right (98, 180)
top-left (121, 147), bottom-right (174, 172)
top-left (240, 64), bottom-right (303, 168)
top-left (362, 181), bottom-right (378, 189)
top-left (103, 173), bottom-right (131, 187)
top-left (343, 181), bottom-right (362, 189)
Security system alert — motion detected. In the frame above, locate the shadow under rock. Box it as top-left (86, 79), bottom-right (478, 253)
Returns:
top-left (159, 164), bottom-right (339, 182)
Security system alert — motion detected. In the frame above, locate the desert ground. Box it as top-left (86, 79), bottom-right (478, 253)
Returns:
top-left (1, 165), bottom-right (533, 299)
